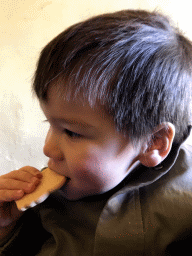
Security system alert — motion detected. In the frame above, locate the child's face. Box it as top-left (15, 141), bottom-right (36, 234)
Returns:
top-left (40, 86), bottom-right (142, 200)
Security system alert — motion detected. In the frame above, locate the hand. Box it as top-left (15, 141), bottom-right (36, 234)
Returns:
top-left (0, 166), bottom-right (42, 231)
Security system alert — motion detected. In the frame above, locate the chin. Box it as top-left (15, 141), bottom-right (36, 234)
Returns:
top-left (60, 186), bottom-right (103, 201)
top-left (59, 187), bottom-right (86, 201)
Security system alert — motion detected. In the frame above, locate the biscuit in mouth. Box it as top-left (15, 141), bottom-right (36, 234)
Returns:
top-left (15, 168), bottom-right (66, 211)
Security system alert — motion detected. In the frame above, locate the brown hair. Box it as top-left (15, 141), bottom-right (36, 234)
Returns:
top-left (32, 9), bottom-right (192, 144)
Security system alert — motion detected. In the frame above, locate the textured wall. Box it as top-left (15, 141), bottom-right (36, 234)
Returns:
top-left (0, 0), bottom-right (192, 174)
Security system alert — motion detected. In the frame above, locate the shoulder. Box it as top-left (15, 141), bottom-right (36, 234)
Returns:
top-left (164, 142), bottom-right (192, 191)
top-left (138, 143), bottom-right (192, 254)
top-left (140, 142), bottom-right (192, 230)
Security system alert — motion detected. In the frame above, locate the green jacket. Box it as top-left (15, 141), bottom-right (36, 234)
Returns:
top-left (1, 130), bottom-right (192, 255)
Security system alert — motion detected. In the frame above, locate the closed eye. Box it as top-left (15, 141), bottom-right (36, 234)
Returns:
top-left (43, 120), bottom-right (83, 139)
top-left (64, 129), bottom-right (82, 139)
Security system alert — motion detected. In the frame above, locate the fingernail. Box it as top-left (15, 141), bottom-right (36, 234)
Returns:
top-left (35, 173), bottom-right (42, 178)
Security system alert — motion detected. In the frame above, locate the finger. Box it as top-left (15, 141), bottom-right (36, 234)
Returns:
top-left (18, 166), bottom-right (42, 178)
top-left (0, 178), bottom-right (41, 194)
top-left (1, 170), bottom-right (42, 184)
top-left (0, 189), bottom-right (24, 202)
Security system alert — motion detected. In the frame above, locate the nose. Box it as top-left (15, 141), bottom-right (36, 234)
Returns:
top-left (43, 128), bottom-right (64, 161)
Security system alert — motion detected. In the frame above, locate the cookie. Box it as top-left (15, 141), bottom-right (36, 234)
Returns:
top-left (15, 168), bottom-right (66, 211)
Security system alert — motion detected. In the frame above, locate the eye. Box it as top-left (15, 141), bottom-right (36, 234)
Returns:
top-left (43, 120), bottom-right (83, 139)
top-left (64, 129), bottom-right (82, 139)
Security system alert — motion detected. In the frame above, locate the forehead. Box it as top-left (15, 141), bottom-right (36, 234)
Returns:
top-left (40, 85), bottom-right (116, 130)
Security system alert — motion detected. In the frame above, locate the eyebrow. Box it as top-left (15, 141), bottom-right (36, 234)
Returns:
top-left (45, 117), bottom-right (94, 129)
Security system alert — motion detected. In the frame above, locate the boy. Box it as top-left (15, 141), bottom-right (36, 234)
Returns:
top-left (0, 9), bottom-right (192, 255)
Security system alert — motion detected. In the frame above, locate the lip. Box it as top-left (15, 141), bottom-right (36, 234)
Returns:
top-left (48, 160), bottom-right (70, 180)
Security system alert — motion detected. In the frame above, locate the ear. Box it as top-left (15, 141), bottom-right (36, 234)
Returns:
top-left (139, 122), bottom-right (175, 167)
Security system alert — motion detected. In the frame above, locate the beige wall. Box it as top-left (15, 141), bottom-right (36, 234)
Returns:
top-left (0, 0), bottom-right (192, 174)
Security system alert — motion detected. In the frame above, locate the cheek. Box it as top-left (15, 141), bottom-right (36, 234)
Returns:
top-left (68, 150), bottom-right (105, 177)
top-left (69, 152), bottom-right (117, 190)
top-left (70, 152), bottom-right (104, 177)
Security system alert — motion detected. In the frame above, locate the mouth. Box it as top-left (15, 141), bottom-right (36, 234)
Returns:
top-left (66, 176), bottom-right (71, 182)
top-left (47, 162), bottom-right (70, 180)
